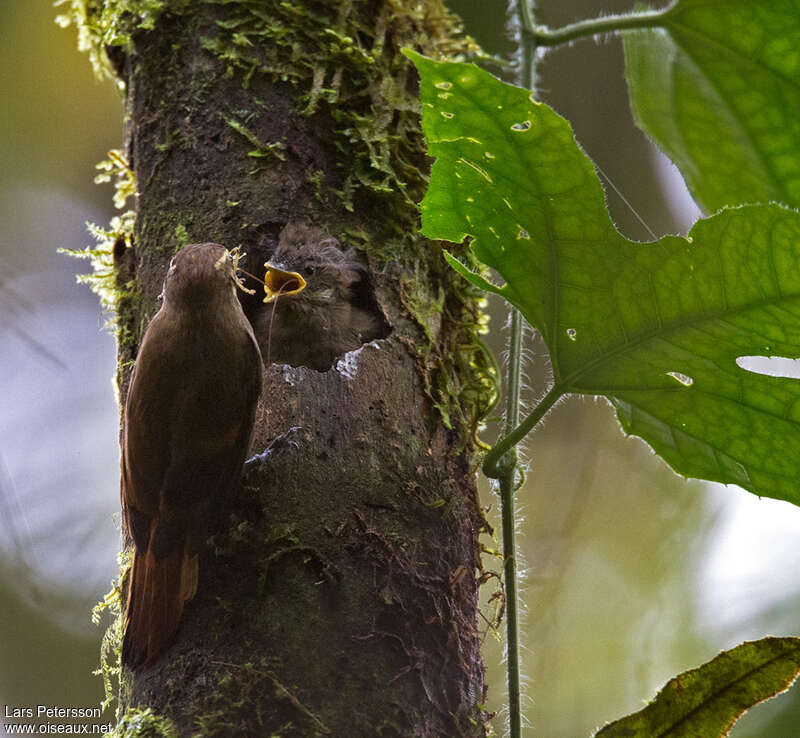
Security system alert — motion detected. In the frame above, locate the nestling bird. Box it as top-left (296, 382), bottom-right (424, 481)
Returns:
top-left (120, 243), bottom-right (262, 669)
top-left (254, 223), bottom-right (386, 371)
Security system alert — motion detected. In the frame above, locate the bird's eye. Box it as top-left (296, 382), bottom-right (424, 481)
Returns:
top-left (303, 265), bottom-right (315, 277)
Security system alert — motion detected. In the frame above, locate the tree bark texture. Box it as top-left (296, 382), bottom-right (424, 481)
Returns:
top-left (105, 1), bottom-right (491, 735)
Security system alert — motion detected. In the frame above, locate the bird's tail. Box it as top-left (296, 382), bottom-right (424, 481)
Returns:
top-left (121, 546), bottom-right (198, 669)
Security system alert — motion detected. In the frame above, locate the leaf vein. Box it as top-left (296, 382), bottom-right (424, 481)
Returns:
top-left (666, 20), bottom-right (793, 200)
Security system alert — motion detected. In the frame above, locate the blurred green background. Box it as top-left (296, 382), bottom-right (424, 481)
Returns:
top-left (1, 2), bottom-right (799, 736)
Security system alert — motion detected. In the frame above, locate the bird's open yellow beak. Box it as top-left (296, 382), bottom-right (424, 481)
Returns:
top-left (263, 263), bottom-right (307, 303)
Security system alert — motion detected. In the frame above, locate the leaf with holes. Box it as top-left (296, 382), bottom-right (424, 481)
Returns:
top-left (623, 0), bottom-right (800, 213)
top-left (407, 50), bottom-right (800, 506)
top-left (595, 637), bottom-right (800, 737)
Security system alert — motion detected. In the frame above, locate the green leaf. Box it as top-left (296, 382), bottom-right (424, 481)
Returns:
top-left (594, 637), bottom-right (800, 737)
top-left (623, 0), bottom-right (800, 213)
top-left (407, 50), bottom-right (800, 506)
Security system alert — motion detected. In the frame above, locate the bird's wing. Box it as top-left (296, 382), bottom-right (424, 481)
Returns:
top-left (120, 312), bottom-right (178, 553)
top-left (152, 328), bottom-right (262, 558)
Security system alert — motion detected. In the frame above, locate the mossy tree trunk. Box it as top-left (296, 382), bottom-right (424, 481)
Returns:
top-left (92, 0), bottom-right (492, 735)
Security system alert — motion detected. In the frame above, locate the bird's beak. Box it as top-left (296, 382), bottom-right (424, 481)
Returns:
top-left (262, 263), bottom-right (307, 303)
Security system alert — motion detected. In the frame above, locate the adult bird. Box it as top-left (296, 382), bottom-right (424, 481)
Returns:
top-left (120, 243), bottom-right (262, 669)
top-left (255, 223), bottom-right (386, 371)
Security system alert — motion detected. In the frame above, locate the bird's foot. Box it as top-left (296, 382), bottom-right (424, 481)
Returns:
top-left (245, 426), bottom-right (306, 470)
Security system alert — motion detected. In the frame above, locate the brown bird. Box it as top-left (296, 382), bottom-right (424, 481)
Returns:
top-left (120, 243), bottom-right (262, 669)
top-left (255, 223), bottom-right (386, 371)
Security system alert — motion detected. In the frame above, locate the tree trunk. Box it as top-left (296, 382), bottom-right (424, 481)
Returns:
top-left (102, 1), bottom-right (490, 735)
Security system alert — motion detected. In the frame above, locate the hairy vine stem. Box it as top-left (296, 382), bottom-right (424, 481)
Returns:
top-left (497, 307), bottom-right (524, 738)
top-left (483, 384), bottom-right (562, 482)
top-left (523, 6), bottom-right (673, 47)
top-left (481, 4), bottom-right (538, 735)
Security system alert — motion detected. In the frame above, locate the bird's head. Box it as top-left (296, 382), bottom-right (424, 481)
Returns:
top-left (162, 243), bottom-right (241, 307)
top-left (263, 225), bottom-right (365, 312)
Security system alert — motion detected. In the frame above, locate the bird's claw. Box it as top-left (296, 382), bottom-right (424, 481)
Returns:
top-left (245, 426), bottom-right (306, 469)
